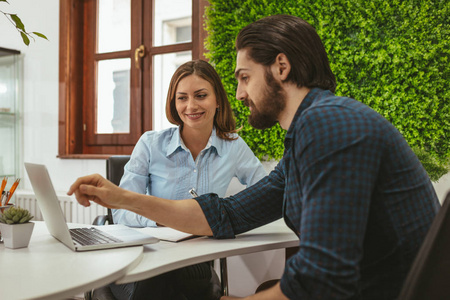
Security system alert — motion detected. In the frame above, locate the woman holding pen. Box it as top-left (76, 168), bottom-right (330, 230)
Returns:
top-left (104, 60), bottom-right (266, 300)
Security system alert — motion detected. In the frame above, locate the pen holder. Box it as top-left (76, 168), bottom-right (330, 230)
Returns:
top-left (0, 203), bottom-right (14, 243)
top-left (0, 203), bottom-right (14, 214)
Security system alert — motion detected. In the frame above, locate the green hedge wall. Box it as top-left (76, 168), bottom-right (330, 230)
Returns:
top-left (205, 0), bottom-right (450, 181)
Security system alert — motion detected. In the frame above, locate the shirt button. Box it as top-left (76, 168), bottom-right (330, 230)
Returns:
top-left (193, 169), bottom-right (197, 173)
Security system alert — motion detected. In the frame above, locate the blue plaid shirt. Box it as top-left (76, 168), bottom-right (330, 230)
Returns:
top-left (196, 88), bottom-right (440, 299)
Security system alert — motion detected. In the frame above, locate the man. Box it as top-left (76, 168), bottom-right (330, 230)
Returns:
top-left (69, 15), bottom-right (440, 299)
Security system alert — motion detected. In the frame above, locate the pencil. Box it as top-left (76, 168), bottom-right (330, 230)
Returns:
top-left (6, 178), bottom-right (20, 205)
top-left (0, 177), bottom-right (7, 196)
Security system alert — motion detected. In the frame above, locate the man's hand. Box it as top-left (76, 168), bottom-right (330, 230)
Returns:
top-left (67, 174), bottom-right (124, 209)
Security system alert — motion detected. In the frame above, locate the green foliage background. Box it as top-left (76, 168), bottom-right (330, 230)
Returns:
top-left (205, 0), bottom-right (450, 181)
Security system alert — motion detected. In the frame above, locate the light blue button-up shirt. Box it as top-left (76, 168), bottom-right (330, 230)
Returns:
top-left (112, 127), bottom-right (267, 227)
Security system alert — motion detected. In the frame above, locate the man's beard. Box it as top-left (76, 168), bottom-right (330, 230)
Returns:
top-left (244, 70), bottom-right (286, 130)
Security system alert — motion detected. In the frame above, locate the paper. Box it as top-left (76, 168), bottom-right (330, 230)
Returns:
top-left (136, 226), bottom-right (199, 242)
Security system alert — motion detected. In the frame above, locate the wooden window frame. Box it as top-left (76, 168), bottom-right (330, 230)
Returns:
top-left (58, 0), bottom-right (208, 158)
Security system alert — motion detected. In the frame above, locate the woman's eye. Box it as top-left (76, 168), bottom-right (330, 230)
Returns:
top-left (177, 96), bottom-right (187, 101)
top-left (196, 93), bottom-right (207, 99)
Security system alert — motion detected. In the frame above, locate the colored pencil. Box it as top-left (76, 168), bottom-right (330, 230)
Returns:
top-left (5, 178), bottom-right (20, 205)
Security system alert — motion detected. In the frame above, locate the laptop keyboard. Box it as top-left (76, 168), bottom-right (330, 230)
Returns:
top-left (70, 227), bottom-right (123, 246)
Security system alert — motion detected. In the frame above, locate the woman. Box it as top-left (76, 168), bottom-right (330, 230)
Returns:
top-left (109, 60), bottom-right (266, 300)
top-left (113, 60), bottom-right (266, 227)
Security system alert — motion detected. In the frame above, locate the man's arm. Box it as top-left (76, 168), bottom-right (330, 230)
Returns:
top-left (68, 174), bottom-right (213, 236)
top-left (196, 160), bottom-right (286, 239)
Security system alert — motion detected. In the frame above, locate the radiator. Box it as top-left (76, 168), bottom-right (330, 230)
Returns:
top-left (14, 190), bottom-right (108, 224)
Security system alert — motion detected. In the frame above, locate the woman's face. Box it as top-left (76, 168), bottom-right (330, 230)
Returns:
top-left (175, 75), bottom-right (218, 131)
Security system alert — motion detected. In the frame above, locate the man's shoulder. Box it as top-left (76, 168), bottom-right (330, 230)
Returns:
top-left (307, 91), bottom-right (363, 112)
top-left (293, 90), bottom-right (396, 142)
top-left (301, 91), bottom-right (382, 125)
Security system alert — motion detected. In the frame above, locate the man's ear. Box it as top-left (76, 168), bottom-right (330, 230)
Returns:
top-left (273, 53), bottom-right (291, 81)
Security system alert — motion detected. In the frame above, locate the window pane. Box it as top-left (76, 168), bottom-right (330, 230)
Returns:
top-left (98, 0), bottom-right (131, 53)
top-left (0, 55), bottom-right (19, 176)
top-left (97, 59), bottom-right (131, 134)
top-left (153, 51), bottom-right (192, 131)
top-left (0, 55), bottom-right (17, 113)
top-left (153, 0), bottom-right (192, 47)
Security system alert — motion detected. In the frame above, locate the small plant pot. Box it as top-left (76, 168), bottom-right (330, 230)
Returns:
top-left (0, 222), bottom-right (35, 249)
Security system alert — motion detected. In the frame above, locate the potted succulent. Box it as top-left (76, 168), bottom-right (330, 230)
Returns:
top-left (0, 206), bottom-right (34, 249)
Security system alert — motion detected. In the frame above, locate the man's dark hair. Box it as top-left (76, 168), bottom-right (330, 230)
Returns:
top-left (236, 14), bottom-right (336, 92)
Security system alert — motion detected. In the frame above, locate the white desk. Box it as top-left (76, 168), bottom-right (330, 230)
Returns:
top-left (0, 222), bottom-right (143, 300)
top-left (0, 220), bottom-right (298, 299)
top-left (117, 219), bottom-right (298, 286)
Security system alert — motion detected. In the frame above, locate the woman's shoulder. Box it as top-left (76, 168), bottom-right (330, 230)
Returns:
top-left (142, 127), bottom-right (177, 138)
top-left (140, 127), bottom-right (178, 145)
top-left (216, 133), bottom-right (249, 151)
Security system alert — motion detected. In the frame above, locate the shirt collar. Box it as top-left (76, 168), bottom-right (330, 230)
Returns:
top-left (166, 126), bottom-right (223, 157)
top-left (285, 87), bottom-right (323, 141)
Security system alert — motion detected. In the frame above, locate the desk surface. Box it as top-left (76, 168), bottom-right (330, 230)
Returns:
top-left (0, 220), bottom-right (298, 299)
top-left (0, 222), bottom-right (143, 300)
top-left (117, 219), bottom-right (298, 284)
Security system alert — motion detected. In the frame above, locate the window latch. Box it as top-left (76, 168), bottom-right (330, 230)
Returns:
top-left (134, 45), bottom-right (146, 69)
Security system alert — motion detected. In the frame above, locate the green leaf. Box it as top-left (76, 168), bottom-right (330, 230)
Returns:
top-left (20, 32), bottom-right (30, 46)
top-left (32, 32), bottom-right (48, 40)
top-left (10, 14), bottom-right (25, 31)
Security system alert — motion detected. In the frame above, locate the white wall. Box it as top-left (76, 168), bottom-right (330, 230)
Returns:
top-left (433, 172), bottom-right (450, 204)
top-left (0, 0), bottom-right (106, 196)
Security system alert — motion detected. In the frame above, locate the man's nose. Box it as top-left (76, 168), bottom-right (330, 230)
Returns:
top-left (236, 84), bottom-right (247, 101)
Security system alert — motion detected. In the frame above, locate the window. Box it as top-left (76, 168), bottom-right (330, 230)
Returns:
top-left (59, 0), bottom-right (208, 157)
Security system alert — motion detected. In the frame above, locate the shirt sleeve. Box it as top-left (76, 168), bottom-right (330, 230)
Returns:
top-left (112, 134), bottom-right (157, 227)
top-left (279, 106), bottom-right (382, 299)
top-left (196, 160), bottom-right (286, 238)
top-left (233, 136), bottom-right (267, 186)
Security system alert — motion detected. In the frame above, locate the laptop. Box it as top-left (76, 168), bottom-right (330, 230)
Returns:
top-left (24, 162), bottom-right (159, 251)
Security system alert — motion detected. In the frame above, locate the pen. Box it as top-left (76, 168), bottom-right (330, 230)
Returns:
top-left (1, 191), bottom-right (6, 207)
top-left (189, 188), bottom-right (199, 198)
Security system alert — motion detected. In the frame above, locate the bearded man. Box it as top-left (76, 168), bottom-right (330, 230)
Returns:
top-left (69, 15), bottom-right (440, 300)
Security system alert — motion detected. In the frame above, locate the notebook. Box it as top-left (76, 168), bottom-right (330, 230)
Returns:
top-left (24, 162), bottom-right (159, 251)
top-left (136, 226), bottom-right (199, 242)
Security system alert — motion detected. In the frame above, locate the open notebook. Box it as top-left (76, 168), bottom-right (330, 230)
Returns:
top-left (136, 226), bottom-right (199, 242)
top-left (24, 162), bottom-right (159, 251)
